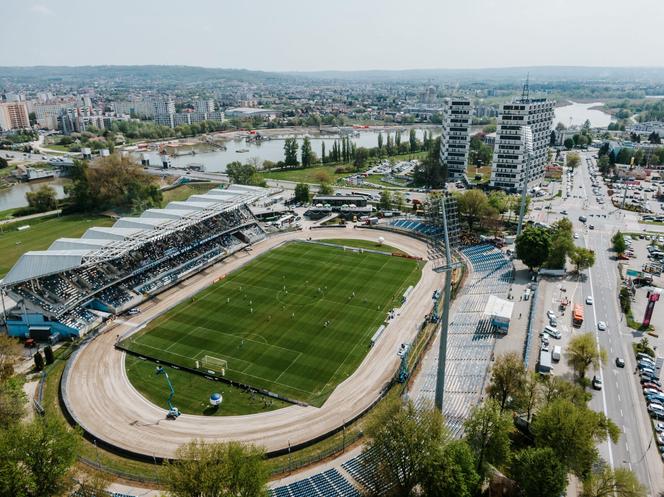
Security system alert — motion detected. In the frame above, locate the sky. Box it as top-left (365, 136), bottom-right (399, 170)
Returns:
top-left (2, 0), bottom-right (663, 71)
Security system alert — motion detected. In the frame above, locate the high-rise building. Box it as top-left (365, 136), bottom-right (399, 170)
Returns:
top-left (0, 101), bottom-right (30, 130)
top-left (152, 97), bottom-right (175, 117)
top-left (490, 97), bottom-right (554, 192)
top-left (439, 97), bottom-right (472, 180)
top-left (194, 98), bottom-right (215, 114)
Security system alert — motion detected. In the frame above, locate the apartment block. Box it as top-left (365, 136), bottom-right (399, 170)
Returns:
top-left (490, 98), bottom-right (554, 192)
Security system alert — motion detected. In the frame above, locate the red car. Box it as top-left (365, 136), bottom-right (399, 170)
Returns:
top-left (643, 382), bottom-right (663, 391)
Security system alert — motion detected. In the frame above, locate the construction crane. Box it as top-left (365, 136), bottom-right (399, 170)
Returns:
top-left (156, 366), bottom-right (180, 419)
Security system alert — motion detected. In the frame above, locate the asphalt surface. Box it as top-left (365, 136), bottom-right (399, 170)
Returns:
top-left (531, 151), bottom-right (663, 493)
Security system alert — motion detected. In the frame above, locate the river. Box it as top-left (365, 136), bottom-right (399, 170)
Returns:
top-left (554, 101), bottom-right (613, 128)
top-left (0, 178), bottom-right (68, 212)
top-left (138, 128), bottom-right (439, 173)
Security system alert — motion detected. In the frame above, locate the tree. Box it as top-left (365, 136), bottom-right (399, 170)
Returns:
top-left (515, 226), bottom-right (551, 270)
top-left (648, 132), bottom-right (661, 145)
top-left (581, 465), bottom-right (646, 497)
top-left (464, 399), bottom-right (513, 476)
top-left (377, 132), bottom-right (384, 151)
top-left (539, 375), bottom-right (591, 408)
top-left (33, 351), bottom-right (45, 371)
top-left (0, 335), bottom-right (21, 381)
top-left (487, 352), bottom-right (526, 412)
top-left (546, 218), bottom-right (575, 269)
top-left (379, 190), bottom-right (393, 210)
top-left (293, 183), bottom-right (310, 204)
top-left (43, 345), bottom-right (54, 365)
top-left (487, 190), bottom-right (509, 215)
top-left (532, 399), bottom-right (619, 477)
top-left (612, 231), bottom-right (627, 254)
top-left (456, 189), bottom-right (490, 230)
top-left (518, 371), bottom-right (542, 422)
top-left (393, 192), bottom-right (406, 212)
top-left (570, 247), bottom-right (595, 273)
top-left (73, 470), bottom-right (110, 497)
top-left (0, 157), bottom-right (8, 169)
top-left (66, 155), bottom-right (162, 213)
top-left (409, 129), bottom-right (418, 152)
top-left (0, 377), bottom-right (26, 429)
top-left (420, 440), bottom-right (480, 497)
top-left (300, 136), bottom-right (313, 167)
top-left (163, 440), bottom-right (268, 497)
top-left (353, 147), bottom-right (369, 169)
top-left (567, 332), bottom-right (607, 381)
top-left (564, 138), bottom-right (575, 150)
top-left (511, 447), bottom-right (568, 497)
top-left (25, 185), bottom-right (57, 213)
top-left (283, 138), bottom-right (299, 167)
top-left (567, 152), bottom-right (581, 168)
top-left (363, 397), bottom-right (447, 496)
top-left (413, 137), bottom-right (445, 188)
top-left (226, 162), bottom-right (266, 187)
top-left (318, 182), bottom-right (333, 195)
top-left (0, 417), bottom-right (80, 497)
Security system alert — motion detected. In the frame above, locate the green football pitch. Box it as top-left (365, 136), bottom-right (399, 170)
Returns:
top-left (121, 241), bottom-right (422, 406)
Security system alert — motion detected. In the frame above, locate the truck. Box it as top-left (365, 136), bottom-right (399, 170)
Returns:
top-left (572, 304), bottom-right (584, 327)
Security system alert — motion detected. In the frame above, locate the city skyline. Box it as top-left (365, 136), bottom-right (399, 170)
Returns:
top-left (2, 0), bottom-right (663, 71)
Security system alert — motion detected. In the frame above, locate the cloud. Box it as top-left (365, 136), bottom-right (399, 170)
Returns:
top-left (30, 4), bottom-right (54, 16)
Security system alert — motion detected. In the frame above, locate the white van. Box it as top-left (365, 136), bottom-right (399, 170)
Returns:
top-left (552, 345), bottom-right (562, 362)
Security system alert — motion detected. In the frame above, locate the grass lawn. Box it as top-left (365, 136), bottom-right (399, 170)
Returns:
top-left (161, 182), bottom-right (221, 206)
top-left (0, 214), bottom-right (115, 276)
top-left (321, 238), bottom-right (406, 255)
top-left (125, 355), bottom-right (289, 416)
top-left (262, 165), bottom-right (349, 184)
top-left (364, 174), bottom-right (408, 188)
top-left (121, 241), bottom-right (422, 406)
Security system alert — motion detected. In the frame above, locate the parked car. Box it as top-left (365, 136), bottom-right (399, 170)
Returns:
top-left (644, 388), bottom-right (662, 396)
top-left (649, 405), bottom-right (664, 419)
top-left (546, 310), bottom-right (556, 320)
top-left (642, 377), bottom-right (662, 386)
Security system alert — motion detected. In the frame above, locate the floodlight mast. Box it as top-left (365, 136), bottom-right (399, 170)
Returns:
top-left (434, 195), bottom-right (453, 411)
top-left (516, 125), bottom-right (534, 238)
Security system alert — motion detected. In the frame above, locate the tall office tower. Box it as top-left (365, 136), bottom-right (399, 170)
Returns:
top-left (439, 97), bottom-right (472, 180)
top-left (490, 91), bottom-right (554, 192)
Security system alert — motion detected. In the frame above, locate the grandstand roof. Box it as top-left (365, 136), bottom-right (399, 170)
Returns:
top-left (49, 238), bottom-right (116, 251)
top-left (82, 227), bottom-right (144, 240)
top-left (164, 201), bottom-right (216, 211)
top-left (4, 250), bottom-right (91, 284)
top-left (140, 209), bottom-right (194, 220)
top-left (2, 185), bottom-right (270, 286)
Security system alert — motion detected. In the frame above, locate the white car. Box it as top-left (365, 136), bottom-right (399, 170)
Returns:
top-left (586, 296), bottom-right (594, 305)
top-left (574, 233), bottom-right (579, 239)
top-left (547, 310), bottom-right (556, 320)
top-left (597, 321), bottom-right (607, 331)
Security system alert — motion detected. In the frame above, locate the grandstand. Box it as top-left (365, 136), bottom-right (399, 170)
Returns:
top-left (1, 184), bottom-right (272, 340)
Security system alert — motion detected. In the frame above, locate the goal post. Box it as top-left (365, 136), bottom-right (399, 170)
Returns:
top-left (201, 355), bottom-right (227, 375)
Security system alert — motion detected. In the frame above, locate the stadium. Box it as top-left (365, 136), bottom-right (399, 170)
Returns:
top-left (0, 184), bottom-right (447, 460)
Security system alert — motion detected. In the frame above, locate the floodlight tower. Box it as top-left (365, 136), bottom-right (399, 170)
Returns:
top-left (426, 194), bottom-right (460, 412)
top-left (516, 125), bottom-right (534, 238)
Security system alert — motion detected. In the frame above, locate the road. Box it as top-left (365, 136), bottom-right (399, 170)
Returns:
top-left (533, 151), bottom-right (663, 493)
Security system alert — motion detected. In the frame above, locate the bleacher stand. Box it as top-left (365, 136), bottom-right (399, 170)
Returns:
top-left (269, 469), bottom-right (359, 497)
top-left (3, 186), bottom-right (270, 339)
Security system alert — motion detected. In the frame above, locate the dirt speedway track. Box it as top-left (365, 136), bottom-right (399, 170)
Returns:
top-left (63, 227), bottom-right (441, 459)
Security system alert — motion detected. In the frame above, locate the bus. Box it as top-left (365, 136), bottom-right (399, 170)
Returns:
top-left (572, 304), bottom-right (584, 327)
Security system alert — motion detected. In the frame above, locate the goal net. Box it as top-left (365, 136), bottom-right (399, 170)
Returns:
top-left (200, 355), bottom-right (227, 375)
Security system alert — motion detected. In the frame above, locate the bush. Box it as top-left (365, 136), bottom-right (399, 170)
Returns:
top-left (44, 345), bottom-right (54, 365)
top-left (33, 351), bottom-right (45, 371)
top-left (635, 337), bottom-right (655, 358)
top-left (619, 287), bottom-right (631, 314)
